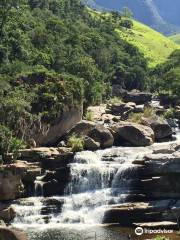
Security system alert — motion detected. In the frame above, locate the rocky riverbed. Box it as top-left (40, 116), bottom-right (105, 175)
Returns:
top-left (1, 92), bottom-right (180, 239)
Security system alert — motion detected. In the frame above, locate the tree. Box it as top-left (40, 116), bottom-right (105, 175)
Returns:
top-left (0, 0), bottom-right (25, 41)
top-left (121, 7), bottom-right (133, 19)
top-left (120, 19), bottom-right (133, 29)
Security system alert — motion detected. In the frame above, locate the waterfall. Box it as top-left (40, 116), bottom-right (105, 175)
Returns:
top-left (59, 148), bottom-right (144, 225)
top-left (34, 176), bottom-right (44, 197)
top-left (11, 147), bottom-right (150, 229)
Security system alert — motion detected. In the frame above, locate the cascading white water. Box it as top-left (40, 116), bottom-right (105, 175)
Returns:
top-left (34, 176), bottom-right (44, 197)
top-left (11, 146), bottom-right (153, 229)
top-left (59, 147), bottom-right (150, 225)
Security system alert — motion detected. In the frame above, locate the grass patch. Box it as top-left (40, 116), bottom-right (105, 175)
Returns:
top-left (163, 108), bottom-right (175, 119)
top-left (116, 20), bottom-right (179, 67)
top-left (108, 97), bottom-right (124, 105)
top-left (170, 33), bottom-right (180, 44)
top-left (67, 134), bottom-right (84, 152)
top-left (128, 106), bottom-right (156, 123)
top-left (85, 111), bottom-right (94, 121)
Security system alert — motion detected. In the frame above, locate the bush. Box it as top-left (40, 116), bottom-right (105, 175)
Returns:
top-left (108, 97), bottom-right (124, 105)
top-left (154, 236), bottom-right (169, 240)
top-left (120, 19), bottom-right (133, 29)
top-left (67, 134), bottom-right (84, 152)
top-left (0, 125), bottom-right (25, 160)
top-left (128, 112), bottom-right (143, 124)
top-left (163, 108), bottom-right (175, 119)
top-left (85, 111), bottom-right (94, 121)
top-left (143, 106), bottom-right (156, 118)
top-left (128, 106), bottom-right (156, 123)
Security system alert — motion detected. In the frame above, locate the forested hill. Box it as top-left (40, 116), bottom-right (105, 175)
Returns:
top-left (86, 0), bottom-right (180, 35)
top-left (0, 0), bottom-right (149, 154)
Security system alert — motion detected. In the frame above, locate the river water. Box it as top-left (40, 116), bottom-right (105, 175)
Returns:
top-left (11, 127), bottom-right (180, 240)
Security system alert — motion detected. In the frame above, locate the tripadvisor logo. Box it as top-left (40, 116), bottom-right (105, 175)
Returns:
top-left (135, 227), bottom-right (144, 236)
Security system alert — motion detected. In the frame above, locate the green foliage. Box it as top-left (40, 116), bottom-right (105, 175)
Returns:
top-left (170, 33), bottom-right (180, 44)
top-left (116, 20), bottom-right (179, 68)
top-left (163, 108), bottom-right (175, 119)
top-left (154, 236), bottom-right (169, 240)
top-left (108, 97), bottom-right (124, 105)
top-left (128, 107), bottom-right (155, 123)
top-left (0, 125), bottom-right (25, 159)
top-left (120, 19), bottom-right (133, 29)
top-left (85, 111), bottom-right (94, 121)
top-left (152, 49), bottom-right (180, 97)
top-left (0, 0), bottom-right (152, 155)
top-left (67, 134), bottom-right (84, 152)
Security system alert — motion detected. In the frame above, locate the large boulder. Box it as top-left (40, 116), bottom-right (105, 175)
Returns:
top-left (142, 117), bottom-right (173, 140)
top-left (106, 102), bottom-right (136, 119)
top-left (88, 125), bottom-right (114, 148)
top-left (83, 136), bottom-right (100, 151)
top-left (0, 170), bottom-right (24, 201)
top-left (34, 107), bottom-right (83, 146)
top-left (103, 200), bottom-right (180, 228)
top-left (0, 227), bottom-right (27, 240)
top-left (112, 85), bottom-right (127, 98)
top-left (111, 121), bottom-right (154, 146)
top-left (67, 120), bottom-right (96, 138)
top-left (123, 91), bottom-right (152, 104)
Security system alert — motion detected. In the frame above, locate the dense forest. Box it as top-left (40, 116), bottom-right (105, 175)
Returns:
top-left (0, 0), bottom-right (179, 157)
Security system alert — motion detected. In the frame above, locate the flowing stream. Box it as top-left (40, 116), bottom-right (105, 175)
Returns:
top-left (11, 147), bottom-right (151, 230)
top-left (11, 124), bottom-right (180, 239)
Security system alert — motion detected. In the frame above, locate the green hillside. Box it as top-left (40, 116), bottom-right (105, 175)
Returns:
top-left (170, 34), bottom-right (180, 44)
top-left (116, 20), bottom-right (179, 68)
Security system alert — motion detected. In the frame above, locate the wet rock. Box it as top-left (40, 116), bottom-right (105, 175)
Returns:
top-left (41, 148), bottom-right (73, 170)
top-left (123, 91), bottom-right (152, 104)
top-left (43, 179), bottom-right (59, 197)
top-left (0, 205), bottom-right (16, 222)
top-left (103, 200), bottom-right (180, 226)
top-left (88, 125), bottom-right (114, 148)
top-left (111, 121), bottom-right (154, 146)
top-left (41, 198), bottom-right (64, 215)
top-left (0, 227), bottom-right (27, 240)
top-left (83, 136), bottom-right (100, 151)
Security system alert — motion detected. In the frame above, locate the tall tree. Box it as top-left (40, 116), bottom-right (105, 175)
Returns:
top-left (0, 0), bottom-right (24, 41)
top-left (121, 6), bottom-right (133, 19)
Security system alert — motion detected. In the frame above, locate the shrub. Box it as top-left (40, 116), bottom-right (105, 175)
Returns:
top-left (108, 97), bottom-right (124, 105)
top-left (85, 111), bottom-right (94, 121)
top-left (120, 19), bottom-right (133, 29)
top-left (163, 108), bottom-right (175, 119)
top-left (154, 236), bottom-right (169, 240)
top-left (128, 107), bottom-right (156, 123)
top-left (67, 134), bottom-right (84, 152)
top-left (0, 125), bottom-right (25, 160)
top-left (143, 106), bottom-right (156, 118)
top-left (128, 112), bottom-right (143, 123)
